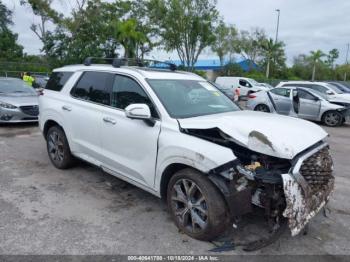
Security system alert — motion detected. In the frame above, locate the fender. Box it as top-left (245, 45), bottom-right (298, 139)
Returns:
top-left (154, 128), bottom-right (236, 192)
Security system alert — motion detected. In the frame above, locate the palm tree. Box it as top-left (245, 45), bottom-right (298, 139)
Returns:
top-left (310, 50), bottom-right (326, 81)
top-left (113, 19), bottom-right (148, 59)
top-left (261, 38), bottom-right (284, 78)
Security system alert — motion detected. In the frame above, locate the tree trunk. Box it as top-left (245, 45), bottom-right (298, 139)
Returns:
top-left (265, 60), bottom-right (270, 78)
top-left (312, 63), bottom-right (316, 81)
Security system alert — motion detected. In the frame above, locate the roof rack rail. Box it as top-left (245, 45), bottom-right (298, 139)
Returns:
top-left (83, 57), bottom-right (177, 71)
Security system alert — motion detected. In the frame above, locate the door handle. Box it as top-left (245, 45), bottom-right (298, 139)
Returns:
top-left (103, 117), bottom-right (116, 125)
top-left (62, 105), bottom-right (72, 112)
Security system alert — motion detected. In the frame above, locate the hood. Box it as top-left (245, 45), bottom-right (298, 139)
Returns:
top-left (178, 111), bottom-right (328, 159)
top-left (0, 94), bottom-right (38, 107)
top-left (328, 94), bottom-right (350, 104)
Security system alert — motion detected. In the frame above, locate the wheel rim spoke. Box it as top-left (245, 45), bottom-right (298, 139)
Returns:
top-left (172, 178), bottom-right (208, 232)
top-left (48, 131), bottom-right (64, 162)
top-left (191, 210), bottom-right (206, 229)
top-left (173, 184), bottom-right (187, 203)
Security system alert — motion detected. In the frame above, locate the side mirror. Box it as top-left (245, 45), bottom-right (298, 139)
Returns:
top-left (125, 104), bottom-right (151, 120)
top-left (326, 90), bottom-right (334, 95)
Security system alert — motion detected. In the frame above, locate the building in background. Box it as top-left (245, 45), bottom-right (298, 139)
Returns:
top-left (170, 59), bottom-right (259, 80)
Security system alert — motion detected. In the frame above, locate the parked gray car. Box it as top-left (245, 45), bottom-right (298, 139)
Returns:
top-left (0, 77), bottom-right (39, 123)
top-left (246, 86), bottom-right (350, 127)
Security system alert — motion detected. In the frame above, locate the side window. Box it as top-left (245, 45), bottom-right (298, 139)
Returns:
top-left (111, 75), bottom-right (158, 118)
top-left (298, 89), bottom-right (316, 100)
top-left (239, 79), bottom-right (251, 87)
top-left (46, 72), bottom-right (73, 91)
top-left (270, 88), bottom-right (290, 97)
top-left (71, 72), bottom-right (111, 105)
top-left (309, 85), bottom-right (328, 94)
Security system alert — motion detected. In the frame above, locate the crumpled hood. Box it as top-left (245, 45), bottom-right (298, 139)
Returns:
top-left (178, 111), bottom-right (328, 159)
top-left (329, 94), bottom-right (350, 104)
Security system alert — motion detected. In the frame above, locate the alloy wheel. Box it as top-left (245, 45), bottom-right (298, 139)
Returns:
top-left (171, 179), bottom-right (208, 233)
top-left (48, 131), bottom-right (65, 162)
top-left (324, 112), bottom-right (341, 126)
top-left (255, 104), bottom-right (270, 112)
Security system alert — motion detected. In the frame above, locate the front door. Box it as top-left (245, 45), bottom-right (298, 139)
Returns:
top-left (297, 89), bottom-right (321, 120)
top-left (269, 88), bottom-right (292, 115)
top-left (100, 74), bottom-right (161, 188)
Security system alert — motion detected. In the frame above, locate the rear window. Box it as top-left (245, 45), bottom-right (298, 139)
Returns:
top-left (46, 72), bottom-right (73, 91)
top-left (70, 71), bottom-right (111, 105)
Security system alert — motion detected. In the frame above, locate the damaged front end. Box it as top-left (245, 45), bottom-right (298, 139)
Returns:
top-left (184, 128), bottom-right (335, 237)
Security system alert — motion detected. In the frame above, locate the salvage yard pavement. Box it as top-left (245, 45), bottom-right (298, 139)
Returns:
top-left (0, 123), bottom-right (350, 255)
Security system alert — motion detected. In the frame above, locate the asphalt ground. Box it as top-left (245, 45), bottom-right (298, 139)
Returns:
top-left (0, 122), bottom-right (349, 255)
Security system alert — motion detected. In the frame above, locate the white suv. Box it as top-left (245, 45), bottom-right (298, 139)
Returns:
top-left (39, 59), bottom-right (334, 241)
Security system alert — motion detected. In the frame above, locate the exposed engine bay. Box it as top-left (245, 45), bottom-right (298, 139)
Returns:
top-left (182, 127), bottom-right (335, 239)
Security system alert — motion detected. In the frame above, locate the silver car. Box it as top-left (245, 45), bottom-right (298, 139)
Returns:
top-left (246, 86), bottom-right (350, 127)
top-left (0, 77), bottom-right (39, 123)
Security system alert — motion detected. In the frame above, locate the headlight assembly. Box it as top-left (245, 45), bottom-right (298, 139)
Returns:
top-left (0, 101), bottom-right (17, 109)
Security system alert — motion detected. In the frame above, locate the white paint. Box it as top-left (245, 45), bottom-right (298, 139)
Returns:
top-left (178, 110), bottom-right (328, 159)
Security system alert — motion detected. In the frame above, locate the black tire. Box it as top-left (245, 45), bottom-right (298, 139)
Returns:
top-left (322, 111), bottom-right (343, 127)
top-left (254, 104), bottom-right (271, 113)
top-left (167, 168), bottom-right (228, 241)
top-left (46, 126), bottom-right (75, 169)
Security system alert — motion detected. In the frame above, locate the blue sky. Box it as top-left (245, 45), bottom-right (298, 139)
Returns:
top-left (4, 0), bottom-right (350, 65)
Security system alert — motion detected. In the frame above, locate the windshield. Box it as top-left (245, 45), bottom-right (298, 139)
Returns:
top-left (325, 83), bottom-right (343, 94)
top-left (248, 78), bottom-right (264, 86)
top-left (0, 79), bottom-right (37, 95)
top-left (328, 83), bottom-right (350, 93)
top-left (147, 79), bottom-right (240, 118)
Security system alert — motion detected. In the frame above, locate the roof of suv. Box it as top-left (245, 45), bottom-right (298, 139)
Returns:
top-left (54, 64), bottom-right (204, 81)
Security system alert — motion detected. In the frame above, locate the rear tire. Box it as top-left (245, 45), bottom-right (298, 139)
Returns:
top-left (46, 126), bottom-right (75, 169)
top-left (167, 168), bottom-right (228, 241)
top-left (254, 104), bottom-right (271, 113)
top-left (322, 111), bottom-right (343, 127)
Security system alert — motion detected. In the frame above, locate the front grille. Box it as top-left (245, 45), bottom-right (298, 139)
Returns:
top-left (20, 105), bottom-right (39, 116)
top-left (300, 147), bottom-right (334, 193)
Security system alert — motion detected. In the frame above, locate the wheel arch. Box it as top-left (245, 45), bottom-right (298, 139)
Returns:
top-left (160, 163), bottom-right (197, 200)
top-left (43, 119), bottom-right (63, 139)
top-left (254, 103), bottom-right (271, 112)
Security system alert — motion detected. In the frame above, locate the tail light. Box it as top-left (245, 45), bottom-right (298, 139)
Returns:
top-left (248, 94), bottom-right (256, 99)
top-left (37, 88), bottom-right (44, 96)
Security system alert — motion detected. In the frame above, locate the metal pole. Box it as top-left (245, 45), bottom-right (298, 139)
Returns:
top-left (344, 43), bottom-right (349, 81)
top-left (275, 9), bottom-right (280, 43)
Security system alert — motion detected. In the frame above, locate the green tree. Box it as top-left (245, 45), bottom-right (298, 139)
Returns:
top-left (260, 38), bottom-right (285, 78)
top-left (310, 50), bottom-right (326, 81)
top-left (211, 20), bottom-right (230, 66)
top-left (326, 48), bottom-right (339, 69)
top-left (235, 28), bottom-right (267, 70)
top-left (113, 18), bottom-right (148, 59)
top-left (150, 0), bottom-right (219, 70)
top-left (0, 0), bottom-right (23, 60)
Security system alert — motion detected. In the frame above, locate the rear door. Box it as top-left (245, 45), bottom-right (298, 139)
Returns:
top-left (99, 74), bottom-right (161, 188)
top-left (297, 89), bottom-right (321, 120)
top-left (269, 88), bottom-right (292, 115)
top-left (63, 71), bottom-right (112, 163)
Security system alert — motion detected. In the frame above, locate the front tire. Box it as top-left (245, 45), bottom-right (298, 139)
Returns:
top-left (46, 126), bottom-right (75, 169)
top-left (254, 104), bottom-right (271, 113)
top-left (322, 111), bottom-right (343, 127)
top-left (167, 168), bottom-right (228, 241)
